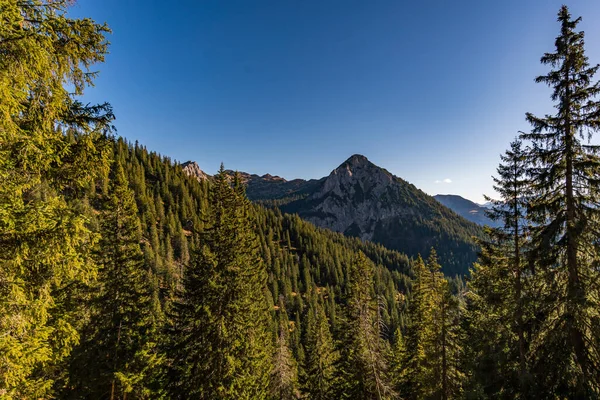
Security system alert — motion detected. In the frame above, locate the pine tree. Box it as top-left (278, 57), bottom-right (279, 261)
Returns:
top-left (302, 288), bottom-right (338, 400)
top-left (338, 252), bottom-right (396, 400)
top-left (397, 256), bottom-right (430, 399)
top-left (398, 251), bottom-right (462, 399)
top-left (520, 6), bottom-right (600, 395)
top-left (427, 251), bottom-right (463, 400)
top-left (0, 1), bottom-right (113, 397)
top-left (271, 296), bottom-right (300, 400)
top-left (389, 328), bottom-right (406, 395)
top-left (65, 162), bottom-right (160, 399)
top-left (168, 166), bottom-right (273, 399)
top-left (465, 139), bottom-right (532, 397)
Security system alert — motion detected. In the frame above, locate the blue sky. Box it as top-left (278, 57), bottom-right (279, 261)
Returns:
top-left (70, 0), bottom-right (600, 203)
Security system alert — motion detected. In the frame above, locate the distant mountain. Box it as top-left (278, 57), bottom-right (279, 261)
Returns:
top-left (277, 155), bottom-right (481, 275)
top-left (434, 194), bottom-right (498, 227)
top-left (181, 154), bottom-right (482, 275)
top-left (479, 201), bottom-right (494, 209)
top-left (181, 161), bottom-right (323, 201)
top-left (227, 171), bottom-right (323, 201)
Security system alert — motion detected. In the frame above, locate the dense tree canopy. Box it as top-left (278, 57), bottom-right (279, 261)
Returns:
top-left (0, 1), bottom-right (112, 397)
top-left (521, 5), bottom-right (600, 396)
top-left (2, 3), bottom-right (600, 399)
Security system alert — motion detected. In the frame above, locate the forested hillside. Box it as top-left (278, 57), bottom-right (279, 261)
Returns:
top-left (2, 1), bottom-right (600, 399)
top-left (182, 156), bottom-right (482, 276)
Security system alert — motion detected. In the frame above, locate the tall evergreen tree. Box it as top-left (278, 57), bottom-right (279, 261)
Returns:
top-left (302, 287), bottom-right (338, 400)
top-left (271, 296), bottom-right (300, 400)
top-left (338, 252), bottom-right (396, 400)
top-left (465, 139), bottom-right (532, 397)
top-left (398, 251), bottom-right (462, 400)
top-left (397, 256), bottom-right (430, 399)
top-left (520, 6), bottom-right (600, 395)
top-left (426, 251), bottom-right (463, 400)
top-left (168, 166), bottom-right (273, 399)
top-left (0, 1), bottom-right (112, 397)
top-left (65, 162), bottom-right (160, 399)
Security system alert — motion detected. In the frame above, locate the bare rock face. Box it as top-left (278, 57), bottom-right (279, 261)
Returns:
top-left (181, 161), bottom-right (209, 181)
top-left (301, 154), bottom-right (409, 240)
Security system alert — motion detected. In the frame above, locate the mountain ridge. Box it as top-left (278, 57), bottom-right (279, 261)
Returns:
top-left (181, 154), bottom-right (482, 274)
top-left (434, 194), bottom-right (498, 227)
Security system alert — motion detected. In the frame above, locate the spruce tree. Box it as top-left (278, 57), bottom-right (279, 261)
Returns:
top-left (338, 252), bottom-right (396, 400)
top-left (169, 166), bottom-right (273, 399)
top-left (466, 139), bottom-right (532, 397)
top-left (397, 256), bottom-right (430, 399)
top-left (520, 6), bottom-right (600, 395)
top-left (302, 288), bottom-right (338, 400)
top-left (271, 296), bottom-right (300, 400)
top-left (427, 251), bottom-right (463, 400)
top-left (65, 162), bottom-right (160, 399)
top-left (0, 1), bottom-right (112, 397)
top-left (398, 251), bottom-right (462, 399)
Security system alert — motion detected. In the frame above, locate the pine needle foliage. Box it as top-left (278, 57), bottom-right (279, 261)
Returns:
top-left (465, 139), bottom-right (533, 398)
top-left (520, 6), bottom-right (600, 396)
top-left (64, 161), bottom-right (161, 399)
top-left (168, 167), bottom-right (273, 399)
top-left (338, 251), bottom-right (397, 400)
top-left (0, 1), bottom-right (112, 397)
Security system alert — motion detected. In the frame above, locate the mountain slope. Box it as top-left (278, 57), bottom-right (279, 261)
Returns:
top-left (113, 141), bottom-right (412, 338)
top-left (434, 194), bottom-right (498, 227)
top-left (279, 155), bottom-right (481, 275)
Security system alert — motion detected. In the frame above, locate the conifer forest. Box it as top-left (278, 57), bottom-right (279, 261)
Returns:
top-left (1, 1), bottom-right (600, 399)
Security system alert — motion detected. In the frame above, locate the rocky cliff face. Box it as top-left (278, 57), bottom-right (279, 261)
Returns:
top-left (281, 154), bottom-right (481, 275)
top-left (181, 161), bottom-right (209, 181)
top-left (300, 154), bottom-right (399, 240)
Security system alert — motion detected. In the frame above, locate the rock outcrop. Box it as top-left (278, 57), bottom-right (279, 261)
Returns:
top-left (181, 161), bottom-right (209, 181)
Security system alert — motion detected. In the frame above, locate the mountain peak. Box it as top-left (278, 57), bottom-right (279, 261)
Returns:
top-left (261, 173), bottom-right (286, 182)
top-left (341, 154), bottom-right (371, 169)
top-left (181, 161), bottom-right (209, 181)
top-left (331, 154), bottom-right (390, 182)
top-left (434, 194), bottom-right (498, 227)
top-left (279, 156), bottom-right (481, 275)
top-left (345, 153), bottom-right (369, 163)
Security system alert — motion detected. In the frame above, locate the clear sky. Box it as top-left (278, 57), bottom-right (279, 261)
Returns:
top-left (69, 0), bottom-right (600, 203)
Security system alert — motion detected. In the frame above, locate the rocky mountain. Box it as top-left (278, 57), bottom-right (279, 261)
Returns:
top-left (434, 194), bottom-right (498, 227)
top-left (181, 161), bottom-right (209, 181)
top-left (278, 155), bottom-right (481, 275)
top-left (180, 154), bottom-right (482, 275)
